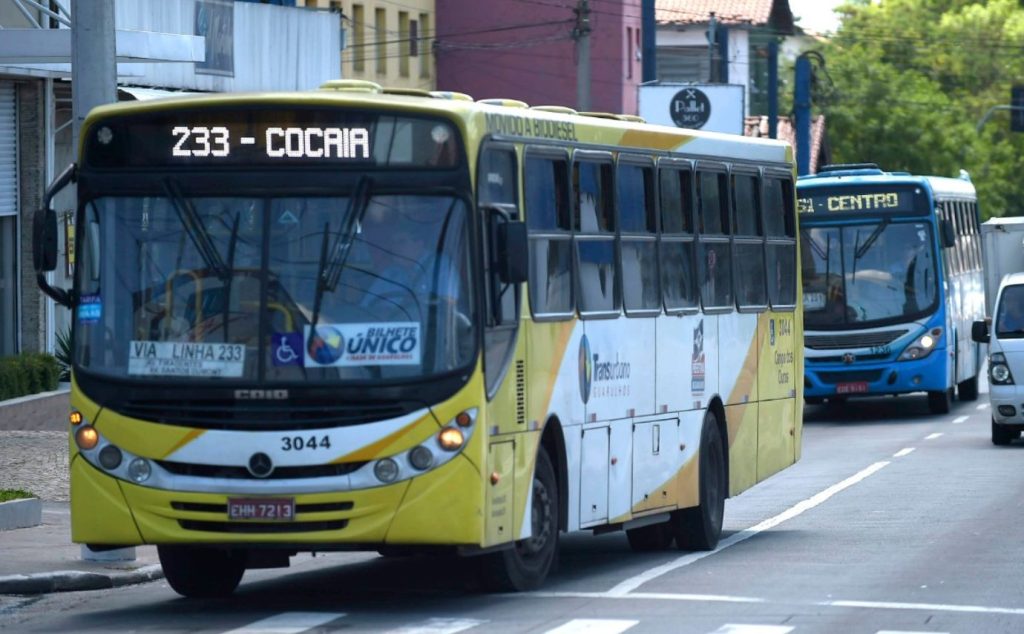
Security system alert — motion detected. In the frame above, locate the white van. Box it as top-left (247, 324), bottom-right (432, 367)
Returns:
top-left (972, 271), bottom-right (1024, 445)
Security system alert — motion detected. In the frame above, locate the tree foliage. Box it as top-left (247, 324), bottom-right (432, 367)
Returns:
top-left (811, 0), bottom-right (1024, 218)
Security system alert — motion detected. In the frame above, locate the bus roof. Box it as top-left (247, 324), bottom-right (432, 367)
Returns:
top-left (797, 165), bottom-right (976, 198)
top-left (80, 84), bottom-right (793, 166)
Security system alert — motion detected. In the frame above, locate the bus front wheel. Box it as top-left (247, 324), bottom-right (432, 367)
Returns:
top-left (671, 410), bottom-right (725, 551)
top-left (158, 545), bottom-right (245, 598)
top-left (480, 449), bottom-right (559, 591)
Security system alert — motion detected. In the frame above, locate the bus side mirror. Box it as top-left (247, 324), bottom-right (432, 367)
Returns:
top-left (33, 163), bottom-right (76, 307)
top-left (971, 320), bottom-right (989, 344)
top-left (940, 219), bottom-right (956, 249)
top-left (32, 206), bottom-right (58, 272)
top-left (497, 221), bottom-right (528, 285)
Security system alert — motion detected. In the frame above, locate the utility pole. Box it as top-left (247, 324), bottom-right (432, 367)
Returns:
top-left (706, 12), bottom-right (717, 83)
top-left (641, 0), bottom-right (656, 83)
top-left (71, 0), bottom-right (118, 150)
top-left (574, 0), bottom-right (591, 111)
top-left (794, 54), bottom-right (812, 176)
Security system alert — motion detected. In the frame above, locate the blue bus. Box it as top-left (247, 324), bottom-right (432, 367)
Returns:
top-left (797, 164), bottom-right (985, 414)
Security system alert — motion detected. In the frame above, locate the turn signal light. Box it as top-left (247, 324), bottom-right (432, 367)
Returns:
top-left (438, 427), bottom-right (464, 451)
top-left (75, 425), bottom-right (99, 450)
top-left (69, 411), bottom-right (83, 426)
top-left (455, 411), bottom-right (473, 427)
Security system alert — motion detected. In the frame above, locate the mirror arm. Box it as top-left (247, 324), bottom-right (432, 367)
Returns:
top-left (36, 273), bottom-right (72, 307)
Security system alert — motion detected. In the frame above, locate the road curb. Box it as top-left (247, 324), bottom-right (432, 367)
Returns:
top-left (0, 564), bottom-right (164, 595)
top-left (0, 497), bottom-right (42, 531)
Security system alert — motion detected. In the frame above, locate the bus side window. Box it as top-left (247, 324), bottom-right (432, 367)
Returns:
top-left (618, 158), bottom-right (660, 316)
top-left (574, 157), bottom-right (619, 316)
top-left (763, 175), bottom-right (797, 309)
top-left (525, 150), bottom-right (574, 319)
top-left (732, 171), bottom-right (767, 310)
top-left (659, 164), bottom-right (698, 314)
top-left (696, 167), bottom-right (732, 310)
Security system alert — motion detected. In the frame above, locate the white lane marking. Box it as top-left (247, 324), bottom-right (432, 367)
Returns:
top-left (876, 631), bottom-right (949, 634)
top-left (222, 612), bottom-right (345, 634)
top-left (386, 618), bottom-right (486, 633)
top-left (925, 433), bottom-right (943, 440)
top-left (827, 599), bottom-right (1024, 616)
top-left (977, 403), bottom-right (990, 410)
top-left (604, 461), bottom-right (890, 596)
top-left (952, 415), bottom-right (969, 424)
top-left (893, 448), bottom-right (915, 458)
top-left (543, 619), bottom-right (638, 634)
top-left (710, 625), bottom-right (794, 634)
top-left (524, 591), bottom-right (1024, 617)
top-left (534, 591), bottom-right (764, 604)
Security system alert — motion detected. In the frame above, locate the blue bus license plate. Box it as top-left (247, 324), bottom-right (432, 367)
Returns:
top-left (836, 382), bottom-right (869, 395)
top-left (228, 498), bottom-right (295, 521)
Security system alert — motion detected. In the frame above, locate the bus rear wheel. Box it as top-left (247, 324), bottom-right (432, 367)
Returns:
top-left (480, 449), bottom-right (559, 591)
top-left (158, 545), bottom-right (245, 598)
top-left (672, 410), bottom-right (725, 551)
top-left (957, 375), bottom-right (979, 401)
top-left (927, 388), bottom-right (952, 414)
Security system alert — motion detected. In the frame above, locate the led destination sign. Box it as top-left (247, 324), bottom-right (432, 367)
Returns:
top-left (798, 187), bottom-right (924, 215)
top-left (84, 108), bottom-right (460, 169)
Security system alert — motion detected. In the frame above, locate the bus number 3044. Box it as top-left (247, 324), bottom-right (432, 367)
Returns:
top-left (281, 435), bottom-right (332, 451)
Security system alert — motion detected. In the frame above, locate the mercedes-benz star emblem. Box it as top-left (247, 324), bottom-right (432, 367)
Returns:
top-left (247, 452), bottom-right (274, 478)
top-left (842, 352), bottom-right (856, 365)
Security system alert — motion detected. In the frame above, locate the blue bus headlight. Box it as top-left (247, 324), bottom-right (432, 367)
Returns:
top-left (898, 327), bottom-right (942, 361)
top-left (990, 353), bottom-right (1015, 385)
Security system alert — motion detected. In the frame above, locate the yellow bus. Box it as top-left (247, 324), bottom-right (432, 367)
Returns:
top-left (33, 81), bottom-right (802, 598)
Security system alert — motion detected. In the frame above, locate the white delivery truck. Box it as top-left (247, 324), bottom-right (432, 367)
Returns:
top-left (981, 216), bottom-right (1024, 316)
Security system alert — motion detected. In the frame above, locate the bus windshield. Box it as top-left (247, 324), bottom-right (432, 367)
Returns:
top-left (74, 192), bottom-right (475, 384)
top-left (801, 220), bottom-right (938, 328)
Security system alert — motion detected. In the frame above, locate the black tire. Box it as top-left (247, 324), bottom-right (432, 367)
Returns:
top-left (672, 410), bottom-right (726, 551)
top-left (992, 418), bottom-right (1017, 446)
top-left (158, 546), bottom-right (245, 598)
top-left (957, 374), bottom-right (979, 402)
top-left (479, 449), bottom-right (559, 591)
top-left (625, 521), bottom-right (674, 552)
top-left (927, 388), bottom-right (953, 414)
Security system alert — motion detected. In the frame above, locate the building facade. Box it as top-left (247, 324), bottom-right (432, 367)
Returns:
top-left (298, 0), bottom-right (436, 90)
top-left (435, 0), bottom-right (641, 115)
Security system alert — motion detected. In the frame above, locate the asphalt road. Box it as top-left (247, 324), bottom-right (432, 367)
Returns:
top-left (2, 393), bottom-right (1022, 634)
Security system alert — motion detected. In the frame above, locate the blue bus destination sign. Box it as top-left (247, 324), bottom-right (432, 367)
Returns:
top-left (798, 187), bottom-right (923, 214)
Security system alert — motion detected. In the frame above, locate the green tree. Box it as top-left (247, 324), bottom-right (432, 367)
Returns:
top-left (811, 0), bottom-right (1024, 218)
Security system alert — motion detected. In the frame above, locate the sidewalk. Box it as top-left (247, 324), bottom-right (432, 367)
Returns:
top-left (0, 388), bottom-right (165, 595)
top-left (0, 502), bottom-right (163, 594)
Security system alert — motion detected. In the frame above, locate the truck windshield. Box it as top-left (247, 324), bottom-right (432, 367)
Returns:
top-left (801, 221), bottom-right (939, 328)
top-left (73, 193), bottom-right (476, 384)
top-left (996, 285), bottom-right (1024, 338)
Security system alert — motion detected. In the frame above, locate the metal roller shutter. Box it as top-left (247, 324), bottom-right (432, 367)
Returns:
top-left (0, 82), bottom-right (16, 217)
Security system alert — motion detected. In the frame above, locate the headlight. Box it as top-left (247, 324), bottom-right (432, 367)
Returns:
top-left (990, 352), bottom-right (1015, 385)
top-left (898, 327), bottom-right (943, 361)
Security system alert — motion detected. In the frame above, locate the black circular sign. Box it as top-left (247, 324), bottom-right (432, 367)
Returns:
top-left (669, 88), bottom-right (711, 129)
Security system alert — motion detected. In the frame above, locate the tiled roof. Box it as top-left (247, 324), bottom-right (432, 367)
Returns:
top-left (657, 0), bottom-right (786, 27)
top-left (744, 114), bottom-right (829, 173)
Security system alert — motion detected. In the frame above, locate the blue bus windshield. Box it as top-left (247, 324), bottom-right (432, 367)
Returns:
top-left (801, 220), bottom-right (939, 328)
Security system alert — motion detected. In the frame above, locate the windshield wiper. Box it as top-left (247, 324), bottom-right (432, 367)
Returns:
top-left (854, 217), bottom-right (890, 261)
top-left (162, 178), bottom-right (228, 279)
top-left (307, 177), bottom-right (373, 346)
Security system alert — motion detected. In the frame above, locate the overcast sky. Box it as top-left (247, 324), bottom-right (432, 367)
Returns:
top-left (788, 0), bottom-right (844, 35)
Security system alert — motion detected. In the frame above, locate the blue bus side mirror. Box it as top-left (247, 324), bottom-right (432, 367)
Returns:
top-left (497, 221), bottom-right (528, 285)
top-left (940, 219), bottom-right (956, 248)
top-left (971, 320), bottom-right (989, 344)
